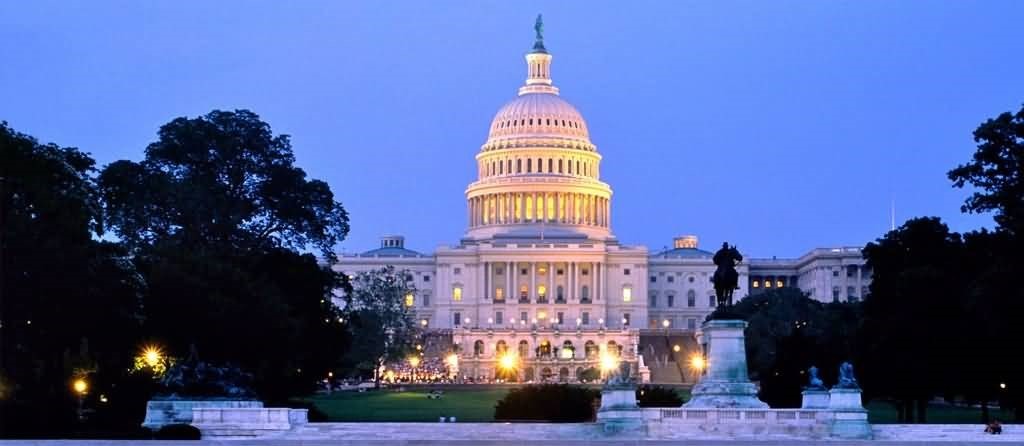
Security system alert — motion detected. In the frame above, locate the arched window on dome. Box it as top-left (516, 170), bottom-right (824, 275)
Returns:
top-left (521, 119), bottom-right (525, 126)
top-left (499, 161), bottom-right (503, 175)
top-left (558, 159), bottom-right (563, 173)
top-left (529, 118), bottom-right (533, 125)
top-left (516, 159), bottom-right (522, 173)
top-left (537, 158), bottom-right (542, 173)
top-left (576, 160), bottom-right (580, 175)
top-left (583, 163), bottom-right (587, 177)
top-left (527, 159), bottom-right (532, 173)
top-left (548, 159), bottom-right (553, 173)
top-left (567, 160), bottom-right (573, 174)
top-left (546, 118), bottom-right (551, 125)
top-left (561, 119), bottom-right (566, 126)
top-left (507, 159), bottom-right (512, 174)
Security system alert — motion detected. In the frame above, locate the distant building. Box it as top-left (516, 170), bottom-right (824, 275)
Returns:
top-left (334, 32), bottom-right (869, 384)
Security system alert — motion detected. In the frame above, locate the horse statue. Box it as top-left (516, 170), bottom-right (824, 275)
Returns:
top-left (712, 242), bottom-right (743, 307)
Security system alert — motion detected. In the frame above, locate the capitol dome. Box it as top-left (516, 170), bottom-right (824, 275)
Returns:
top-left (465, 28), bottom-right (613, 241)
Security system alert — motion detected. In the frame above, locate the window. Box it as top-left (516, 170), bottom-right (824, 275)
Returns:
top-left (519, 285), bottom-right (529, 301)
top-left (832, 287), bottom-right (840, 302)
top-left (520, 311), bottom-right (528, 323)
top-left (558, 159), bottom-right (563, 173)
top-left (832, 270), bottom-right (840, 277)
top-left (581, 268), bottom-right (589, 276)
top-left (708, 295), bottom-right (715, 307)
top-left (495, 267), bottom-right (504, 275)
top-left (687, 318), bottom-right (696, 330)
top-left (454, 312), bottom-right (462, 326)
top-left (776, 280), bottom-right (784, 288)
top-left (405, 293), bottom-right (414, 307)
top-left (556, 285), bottom-right (564, 302)
top-left (650, 276), bottom-right (656, 283)
top-left (847, 286), bottom-right (856, 298)
top-left (424, 275), bottom-right (430, 282)
top-left (495, 287), bottom-right (504, 301)
top-left (495, 311), bottom-right (503, 325)
top-left (557, 268), bottom-right (564, 275)
top-left (623, 313), bottom-right (631, 326)
top-left (516, 159), bottom-right (522, 173)
top-left (527, 159), bottom-right (532, 173)
top-left (752, 280), bottom-right (760, 288)
top-left (667, 276), bottom-right (674, 283)
top-left (537, 284), bottom-right (547, 300)
top-left (764, 280), bottom-right (772, 288)
top-left (557, 312), bottom-right (564, 324)
top-left (687, 290), bottom-right (696, 307)
top-left (452, 286), bottom-right (462, 301)
top-left (521, 268), bottom-right (528, 275)
top-left (423, 293), bottom-right (430, 307)
top-left (454, 267), bottom-right (462, 275)
top-left (667, 293), bottom-right (675, 307)
top-left (622, 286), bottom-right (632, 302)
top-left (623, 268), bottom-right (631, 276)
top-left (581, 286), bottom-right (590, 301)
top-left (582, 312), bottom-right (590, 325)
top-left (688, 276), bottom-right (695, 283)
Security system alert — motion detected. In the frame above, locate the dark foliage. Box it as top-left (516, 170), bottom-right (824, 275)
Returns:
top-left (729, 288), bottom-right (861, 408)
top-left (494, 384), bottom-right (599, 422)
top-left (636, 385), bottom-right (684, 407)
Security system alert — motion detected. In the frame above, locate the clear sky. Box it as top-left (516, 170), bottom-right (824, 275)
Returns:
top-left (2, 1), bottom-right (1022, 257)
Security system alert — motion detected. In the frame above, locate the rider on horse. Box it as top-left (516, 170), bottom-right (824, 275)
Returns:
top-left (712, 242), bottom-right (743, 307)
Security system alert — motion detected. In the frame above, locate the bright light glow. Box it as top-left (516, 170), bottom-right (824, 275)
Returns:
top-left (328, 372), bottom-right (334, 377)
top-left (408, 356), bottom-right (421, 368)
top-left (537, 311), bottom-right (547, 320)
top-left (420, 319), bottom-right (428, 327)
top-left (599, 351), bottom-right (619, 372)
top-left (445, 353), bottom-right (459, 369)
top-left (405, 293), bottom-right (414, 307)
top-left (99, 394), bottom-right (108, 403)
top-left (143, 346), bottom-right (163, 368)
top-left (622, 286), bottom-right (632, 302)
top-left (452, 286), bottom-right (462, 301)
top-left (1000, 383), bottom-right (1007, 389)
top-left (673, 345), bottom-right (681, 352)
top-left (689, 354), bottom-right (706, 371)
top-left (73, 378), bottom-right (88, 395)
top-left (498, 352), bottom-right (518, 371)
top-left (752, 280), bottom-right (760, 288)
top-left (576, 318), bottom-right (582, 325)
top-left (464, 317), bottom-right (471, 324)
top-left (488, 318), bottom-right (494, 324)
top-left (662, 319), bottom-right (670, 328)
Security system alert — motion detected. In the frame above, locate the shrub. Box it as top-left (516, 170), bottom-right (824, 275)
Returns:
top-left (494, 384), bottom-right (599, 422)
top-left (578, 367), bottom-right (600, 383)
top-left (636, 385), bottom-right (683, 407)
top-left (155, 423), bottom-right (201, 440)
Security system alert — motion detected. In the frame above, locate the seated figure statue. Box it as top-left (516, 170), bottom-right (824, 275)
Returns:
top-left (835, 361), bottom-right (860, 389)
top-left (805, 365), bottom-right (825, 390)
top-left (604, 361), bottom-right (635, 388)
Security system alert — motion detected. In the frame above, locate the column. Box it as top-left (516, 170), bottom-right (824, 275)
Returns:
top-left (601, 262), bottom-right (608, 303)
top-left (530, 262), bottom-right (536, 304)
top-left (484, 262), bottom-right (490, 300)
top-left (595, 262), bottom-right (601, 302)
top-left (856, 266), bottom-right (863, 299)
top-left (547, 262), bottom-right (553, 303)
top-left (508, 261), bottom-right (514, 305)
top-left (573, 261), bottom-right (580, 302)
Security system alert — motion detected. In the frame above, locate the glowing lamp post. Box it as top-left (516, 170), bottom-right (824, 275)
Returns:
top-left (72, 377), bottom-right (88, 421)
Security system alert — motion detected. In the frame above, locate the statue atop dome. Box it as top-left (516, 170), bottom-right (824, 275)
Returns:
top-left (532, 14), bottom-right (547, 53)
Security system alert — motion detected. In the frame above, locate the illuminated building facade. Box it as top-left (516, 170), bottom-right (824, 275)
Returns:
top-left (334, 35), bottom-right (869, 384)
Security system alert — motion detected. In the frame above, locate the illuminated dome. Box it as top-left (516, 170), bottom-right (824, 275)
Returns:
top-left (465, 30), bottom-right (613, 241)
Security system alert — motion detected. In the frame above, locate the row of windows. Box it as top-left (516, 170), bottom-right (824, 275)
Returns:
top-left (648, 290), bottom-right (716, 308)
top-left (480, 156), bottom-right (596, 179)
top-left (650, 275), bottom-right (697, 284)
top-left (495, 117), bottom-right (583, 130)
top-left (464, 339), bottom-right (622, 360)
top-left (452, 311), bottom-right (631, 328)
top-left (650, 317), bottom-right (699, 330)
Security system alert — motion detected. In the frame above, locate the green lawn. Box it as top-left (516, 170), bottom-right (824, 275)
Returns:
top-left (301, 387), bottom-right (1010, 424)
top-left (866, 401), bottom-right (1015, 424)
top-left (301, 388), bottom-right (509, 422)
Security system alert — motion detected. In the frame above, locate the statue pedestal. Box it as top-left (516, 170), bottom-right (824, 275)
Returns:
top-left (801, 389), bottom-right (830, 409)
top-left (684, 319), bottom-right (768, 408)
top-left (597, 386), bottom-right (642, 434)
top-left (828, 387), bottom-right (871, 439)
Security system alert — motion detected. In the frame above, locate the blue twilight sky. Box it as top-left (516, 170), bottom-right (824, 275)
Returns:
top-left (2, 1), bottom-right (1022, 258)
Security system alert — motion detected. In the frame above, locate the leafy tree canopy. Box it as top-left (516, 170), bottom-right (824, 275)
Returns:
top-left (342, 266), bottom-right (418, 383)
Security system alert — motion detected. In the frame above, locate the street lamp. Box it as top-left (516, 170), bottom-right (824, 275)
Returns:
top-left (689, 354), bottom-right (706, 373)
top-left (72, 377), bottom-right (88, 421)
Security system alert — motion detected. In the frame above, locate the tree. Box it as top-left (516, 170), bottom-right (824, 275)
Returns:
top-left (949, 104), bottom-right (1024, 235)
top-left (342, 266), bottom-right (418, 387)
top-left (860, 217), bottom-right (966, 422)
top-left (97, 110), bottom-right (351, 399)
top-left (1, 122), bottom-right (144, 435)
top-left (729, 288), bottom-right (860, 407)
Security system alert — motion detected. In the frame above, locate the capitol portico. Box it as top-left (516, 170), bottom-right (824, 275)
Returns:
top-left (334, 30), bottom-right (870, 384)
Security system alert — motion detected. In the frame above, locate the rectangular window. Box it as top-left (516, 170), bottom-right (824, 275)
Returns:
top-left (832, 270), bottom-right (839, 277)
top-left (624, 268), bottom-right (631, 275)
top-left (623, 313), bottom-right (631, 326)
top-left (622, 287), bottom-right (632, 302)
top-left (495, 311), bottom-right (503, 325)
top-left (650, 276), bottom-right (656, 283)
top-left (494, 287), bottom-right (504, 302)
top-left (687, 294), bottom-right (695, 307)
top-left (667, 295), bottom-right (675, 307)
top-left (521, 268), bottom-right (528, 275)
top-left (424, 275), bottom-right (430, 282)
top-left (454, 267), bottom-right (462, 275)
top-left (649, 294), bottom-right (657, 307)
top-left (454, 312), bottom-right (461, 326)
top-left (687, 318), bottom-right (696, 330)
top-left (557, 269), bottom-right (564, 275)
top-left (520, 311), bottom-right (528, 323)
top-left (495, 267), bottom-right (504, 275)
top-left (667, 276), bottom-right (674, 283)
top-left (581, 268), bottom-right (589, 276)
top-left (582, 312), bottom-right (590, 325)
top-left (708, 295), bottom-right (715, 307)
top-left (423, 293), bottom-right (430, 307)
top-left (405, 293), bottom-right (414, 307)
top-left (452, 286), bottom-right (462, 301)
top-left (557, 312), bottom-right (564, 324)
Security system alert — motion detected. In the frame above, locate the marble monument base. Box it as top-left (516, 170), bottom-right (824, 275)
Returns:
top-left (801, 389), bottom-right (830, 409)
top-left (597, 387), bottom-right (643, 434)
top-left (142, 399), bottom-right (263, 430)
top-left (683, 319), bottom-right (768, 409)
top-left (828, 387), bottom-right (871, 439)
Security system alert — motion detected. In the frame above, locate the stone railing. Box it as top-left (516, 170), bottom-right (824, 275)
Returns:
top-left (191, 407), bottom-right (307, 439)
top-left (654, 408), bottom-right (825, 424)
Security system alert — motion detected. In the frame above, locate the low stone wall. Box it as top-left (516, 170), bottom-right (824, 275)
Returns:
top-left (647, 407), bottom-right (831, 439)
top-left (192, 407), bottom-right (307, 438)
top-left (141, 399), bottom-right (262, 429)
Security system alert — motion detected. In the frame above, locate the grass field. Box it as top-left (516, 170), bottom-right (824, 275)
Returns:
top-left (302, 387), bottom-right (1011, 424)
top-left (301, 388), bottom-right (509, 422)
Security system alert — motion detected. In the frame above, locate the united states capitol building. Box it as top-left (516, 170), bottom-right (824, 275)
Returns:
top-left (334, 33), bottom-right (869, 384)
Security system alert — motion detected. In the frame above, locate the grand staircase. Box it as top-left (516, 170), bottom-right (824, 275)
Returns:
top-left (639, 333), bottom-right (701, 384)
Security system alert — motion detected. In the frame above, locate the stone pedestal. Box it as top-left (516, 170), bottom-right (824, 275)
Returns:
top-left (828, 387), bottom-right (871, 439)
top-left (801, 389), bottom-right (830, 409)
top-left (684, 319), bottom-right (768, 408)
top-left (597, 387), bottom-right (643, 434)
